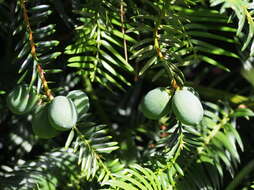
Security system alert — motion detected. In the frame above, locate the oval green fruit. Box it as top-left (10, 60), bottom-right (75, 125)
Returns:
top-left (140, 87), bottom-right (171, 120)
top-left (172, 89), bottom-right (203, 125)
top-left (48, 96), bottom-right (77, 131)
top-left (32, 105), bottom-right (59, 139)
top-left (67, 90), bottom-right (89, 120)
top-left (6, 85), bottom-right (40, 115)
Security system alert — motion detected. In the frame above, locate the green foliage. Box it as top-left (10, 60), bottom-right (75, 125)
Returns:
top-left (0, 149), bottom-right (79, 190)
top-left (1, 0), bottom-right (254, 189)
top-left (67, 90), bottom-right (90, 120)
top-left (13, 0), bottom-right (61, 86)
top-left (64, 122), bottom-right (119, 183)
top-left (6, 85), bottom-right (39, 115)
top-left (210, 0), bottom-right (254, 55)
top-left (65, 0), bottom-right (135, 91)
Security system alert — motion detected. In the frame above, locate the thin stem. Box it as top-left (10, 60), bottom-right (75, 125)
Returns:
top-left (36, 62), bottom-right (54, 100)
top-left (156, 130), bottom-right (185, 176)
top-left (153, 4), bottom-right (166, 60)
top-left (154, 28), bottom-right (164, 59)
top-left (120, 0), bottom-right (128, 64)
top-left (198, 116), bottom-right (229, 153)
top-left (82, 73), bottom-right (110, 124)
top-left (20, 0), bottom-right (54, 100)
top-left (153, 6), bottom-right (180, 89)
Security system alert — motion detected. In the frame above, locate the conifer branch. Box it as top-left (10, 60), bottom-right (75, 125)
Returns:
top-left (20, 0), bottom-right (54, 100)
top-left (174, 116), bottom-right (229, 186)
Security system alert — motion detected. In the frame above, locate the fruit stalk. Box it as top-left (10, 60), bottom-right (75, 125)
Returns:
top-left (154, 27), bottom-right (164, 59)
top-left (20, 0), bottom-right (54, 100)
top-left (36, 63), bottom-right (54, 100)
top-left (154, 18), bottom-right (180, 89)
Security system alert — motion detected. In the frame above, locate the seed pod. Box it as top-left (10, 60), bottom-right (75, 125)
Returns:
top-left (32, 104), bottom-right (59, 139)
top-left (7, 85), bottom-right (40, 115)
top-left (140, 87), bottom-right (171, 120)
top-left (172, 89), bottom-right (203, 125)
top-left (48, 96), bottom-right (77, 131)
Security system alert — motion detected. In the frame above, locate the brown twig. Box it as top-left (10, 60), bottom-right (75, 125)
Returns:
top-left (20, 0), bottom-right (54, 100)
top-left (154, 27), bottom-right (179, 89)
top-left (154, 28), bottom-right (164, 59)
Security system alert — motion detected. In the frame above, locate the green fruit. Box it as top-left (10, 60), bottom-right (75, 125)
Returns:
top-left (140, 87), bottom-right (171, 120)
top-left (67, 90), bottom-right (89, 120)
top-left (32, 105), bottom-right (59, 139)
top-left (48, 96), bottom-right (77, 131)
top-left (172, 89), bottom-right (203, 125)
top-left (6, 85), bottom-right (40, 115)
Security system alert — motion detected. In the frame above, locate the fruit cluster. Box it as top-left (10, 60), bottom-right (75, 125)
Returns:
top-left (6, 85), bottom-right (89, 139)
top-left (140, 87), bottom-right (204, 125)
